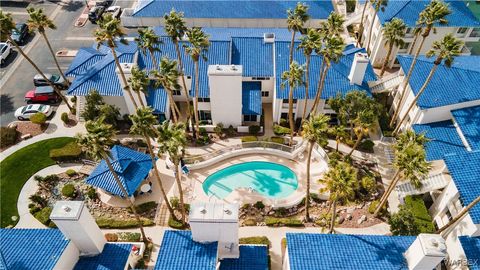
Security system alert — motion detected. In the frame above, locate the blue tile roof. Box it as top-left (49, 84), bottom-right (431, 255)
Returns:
top-left (444, 151), bottom-right (480, 223)
top-left (451, 105), bottom-right (480, 151)
top-left (66, 47), bottom-right (105, 78)
top-left (232, 37), bottom-right (273, 77)
top-left (286, 233), bottom-right (416, 270)
top-left (147, 84), bottom-right (168, 113)
top-left (154, 230), bottom-right (218, 270)
top-left (397, 55), bottom-right (480, 109)
top-left (376, 0), bottom-right (480, 27)
top-left (74, 243), bottom-right (132, 270)
top-left (0, 229), bottom-right (70, 270)
top-left (133, 0), bottom-right (334, 19)
top-left (86, 145), bottom-right (152, 197)
top-left (459, 236), bottom-right (480, 270)
top-left (413, 120), bottom-right (468, 161)
top-left (153, 27), bottom-right (293, 42)
top-left (275, 42), bottom-right (377, 99)
top-left (242, 82), bottom-right (262, 115)
top-left (219, 245), bottom-right (269, 270)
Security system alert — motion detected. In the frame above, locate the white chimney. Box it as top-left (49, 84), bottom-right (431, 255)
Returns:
top-left (348, 52), bottom-right (369, 85)
top-left (404, 234), bottom-right (447, 270)
top-left (50, 201), bottom-right (106, 256)
top-left (189, 202), bottom-right (239, 259)
top-left (264, 33), bottom-right (275, 43)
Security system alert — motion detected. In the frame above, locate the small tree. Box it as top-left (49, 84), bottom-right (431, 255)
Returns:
top-left (30, 113), bottom-right (47, 125)
top-left (81, 89), bottom-right (104, 121)
top-left (389, 205), bottom-right (420, 236)
top-left (99, 104), bottom-right (120, 126)
top-left (61, 112), bottom-right (69, 125)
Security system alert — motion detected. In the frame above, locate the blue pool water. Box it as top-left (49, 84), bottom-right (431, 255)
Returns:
top-left (203, 161), bottom-right (298, 199)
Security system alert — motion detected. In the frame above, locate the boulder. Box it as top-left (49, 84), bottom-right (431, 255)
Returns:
top-left (346, 208), bottom-right (354, 214)
top-left (337, 216), bottom-right (345, 224)
top-left (360, 215), bottom-right (367, 222)
top-left (357, 218), bottom-right (363, 225)
top-left (346, 214), bottom-right (352, 220)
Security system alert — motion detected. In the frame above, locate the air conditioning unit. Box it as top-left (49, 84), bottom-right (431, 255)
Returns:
top-left (264, 33), bottom-right (275, 43)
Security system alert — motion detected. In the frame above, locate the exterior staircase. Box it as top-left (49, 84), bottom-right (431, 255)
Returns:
top-left (369, 74), bottom-right (403, 93)
top-left (77, 96), bottom-right (86, 122)
top-left (395, 173), bottom-right (450, 199)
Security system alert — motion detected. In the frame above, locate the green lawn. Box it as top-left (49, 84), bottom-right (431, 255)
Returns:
top-left (0, 137), bottom-right (75, 228)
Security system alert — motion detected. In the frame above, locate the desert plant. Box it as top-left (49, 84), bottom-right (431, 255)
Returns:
top-left (214, 123), bottom-right (224, 137)
top-left (61, 184), bottom-right (76, 198)
top-left (61, 112), bottom-right (69, 125)
top-left (248, 125), bottom-right (261, 135)
top-left (0, 127), bottom-right (18, 148)
top-left (30, 113), bottom-right (47, 125)
top-left (254, 201), bottom-right (265, 209)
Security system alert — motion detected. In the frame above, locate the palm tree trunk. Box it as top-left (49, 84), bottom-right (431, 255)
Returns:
top-left (380, 43), bottom-right (393, 76)
top-left (104, 157), bottom-right (148, 243)
top-left (110, 45), bottom-right (138, 109)
top-left (149, 49), bottom-right (158, 72)
top-left (407, 31), bottom-right (420, 55)
top-left (329, 199), bottom-right (337, 234)
top-left (144, 134), bottom-right (175, 218)
top-left (168, 91), bottom-right (178, 123)
top-left (366, 5), bottom-right (379, 53)
top-left (289, 31), bottom-right (296, 64)
top-left (357, 0), bottom-right (369, 47)
top-left (302, 55), bottom-right (310, 122)
top-left (348, 131), bottom-right (363, 156)
top-left (336, 138), bottom-right (340, 152)
top-left (7, 37), bottom-right (72, 111)
top-left (288, 86), bottom-right (295, 146)
top-left (311, 61), bottom-right (328, 115)
top-left (193, 61), bottom-right (200, 134)
top-left (389, 30), bottom-right (428, 128)
top-left (173, 161), bottom-right (187, 225)
top-left (378, 169), bottom-right (400, 203)
top-left (374, 170), bottom-right (400, 217)
top-left (393, 63), bottom-right (439, 135)
top-left (136, 91), bottom-right (146, 107)
top-left (175, 41), bottom-right (194, 135)
top-left (305, 142), bottom-right (314, 221)
top-left (40, 31), bottom-right (69, 86)
top-left (436, 195), bottom-right (480, 234)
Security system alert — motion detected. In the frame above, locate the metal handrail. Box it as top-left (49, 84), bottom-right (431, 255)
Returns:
top-left (183, 140), bottom-right (304, 164)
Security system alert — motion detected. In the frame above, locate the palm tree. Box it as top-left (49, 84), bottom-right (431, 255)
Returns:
top-left (27, 7), bottom-right (69, 86)
top-left (348, 109), bottom-right (378, 156)
top-left (390, 0), bottom-right (450, 128)
top-left (76, 117), bottom-right (148, 243)
top-left (436, 195), bottom-right (480, 234)
top-left (164, 10), bottom-right (192, 130)
top-left (152, 57), bottom-right (182, 122)
top-left (0, 11), bottom-right (72, 111)
top-left (281, 61), bottom-right (305, 145)
top-left (321, 12), bottom-right (345, 37)
top-left (287, 2), bottom-right (310, 64)
top-left (302, 114), bottom-right (329, 221)
top-left (320, 161), bottom-right (359, 233)
top-left (94, 14), bottom-right (138, 109)
top-left (128, 66), bottom-right (149, 107)
top-left (184, 27), bottom-right (209, 136)
top-left (373, 133), bottom-right (430, 216)
top-left (329, 125), bottom-right (347, 152)
top-left (393, 34), bottom-right (462, 134)
top-left (157, 121), bottom-right (188, 225)
top-left (311, 35), bottom-right (345, 115)
top-left (129, 107), bottom-right (176, 218)
top-left (380, 18), bottom-right (406, 76)
top-left (366, 0), bottom-right (388, 53)
top-left (135, 27), bottom-right (162, 71)
top-left (298, 28), bottom-right (322, 122)
top-left (357, 0), bottom-right (371, 47)
top-left (407, 27), bottom-right (422, 55)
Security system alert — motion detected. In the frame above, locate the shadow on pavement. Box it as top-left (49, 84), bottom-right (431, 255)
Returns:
top-left (0, 94), bottom-right (15, 115)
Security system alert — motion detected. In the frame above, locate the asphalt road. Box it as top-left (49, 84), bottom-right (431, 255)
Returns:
top-left (0, 0), bottom-right (134, 126)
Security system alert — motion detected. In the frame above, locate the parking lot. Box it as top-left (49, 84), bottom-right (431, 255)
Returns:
top-left (0, 0), bottom-right (134, 126)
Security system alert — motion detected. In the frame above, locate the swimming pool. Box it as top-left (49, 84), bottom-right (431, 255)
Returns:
top-left (202, 161), bottom-right (298, 199)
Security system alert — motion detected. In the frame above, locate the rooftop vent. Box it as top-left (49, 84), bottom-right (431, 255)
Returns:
top-left (216, 65), bottom-right (221, 71)
top-left (230, 65), bottom-right (237, 71)
top-left (264, 33), bottom-right (275, 43)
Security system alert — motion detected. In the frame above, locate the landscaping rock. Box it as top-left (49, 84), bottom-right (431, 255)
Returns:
top-left (337, 216), bottom-right (345, 224)
top-left (346, 208), bottom-right (354, 214)
top-left (268, 211), bottom-right (274, 215)
top-left (357, 218), bottom-right (363, 225)
top-left (21, 134), bottom-right (32, 140)
top-left (360, 215), bottom-right (367, 222)
top-left (346, 214), bottom-right (352, 220)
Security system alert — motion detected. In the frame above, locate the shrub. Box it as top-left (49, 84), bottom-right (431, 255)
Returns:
top-left (61, 112), bottom-right (69, 124)
top-left (239, 236), bottom-right (270, 247)
top-left (0, 127), bottom-right (18, 148)
top-left (96, 218), bottom-right (154, 229)
top-left (129, 201), bottom-right (157, 215)
top-left (70, 108), bottom-right (76, 115)
top-left (34, 207), bottom-right (53, 226)
top-left (243, 218), bottom-right (257, 226)
top-left (49, 142), bottom-right (83, 161)
top-left (29, 206), bottom-right (41, 215)
top-left (86, 186), bottom-right (97, 200)
top-left (361, 175), bottom-right (377, 195)
top-left (65, 169), bottom-right (77, 177)
top-left (199, 127), bottom-right (207, 136)
top-left (82, 90), bottom-right (104, 121)
top-left (389, 205), bottom-right (420, 236)
top-left (30, 113), bottom-right (47, 125)
top-left (265, 217), bottom-right (303, 227)
top-left (359, 139), bottom-right (375, 152)
top-left (170, 197), bottom-right (179, 209)
top-left (248, 125), bottom-right (261, 135)
top-left (214, 123), bottom-right (224, 136)
top-left (279, 118), bottom-right (289, 128)
top-left (368, 200), bottom-right (382, 214)
top-left (226, 125), bottom-right (236, 136)
top-left (404, 195), bottom-right (435, 233)
top-left (105, 233), bottom-right (119, 242)
top-left (273, 124), bottom-right (290, 136)
top-left (310, 193), bottom-right (323, 203)
top-left (275, 207), bottom-right (287, 216)
top-left (241, 136), bottom-right (258, 143)
top-left (168, 217), bottom-right (185, 229)
top-left (254, 201), bottom-right (265, 209)
top-left (269, 136), bottom-right (284, 145)
top-left (70, 96), bottom-right (77, 103)
top-left (99, 104), bottom-right (120, 126)
top-left (199, 120), bottom-right (209, 125)
top-left (29, 194), bottom-right (48, 208)
top-left (135, 259), bottom-right (146, 269)
top-left (62, 184), bottom-right (76, 198)
top-left (117, 232), bottom-right (141, 242)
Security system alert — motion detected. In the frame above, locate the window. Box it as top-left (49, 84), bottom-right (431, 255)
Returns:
top-left (198, 110), bottom-right (212, 121)
top-left (283, 99), bottom-right (297, 104)
top-left (280, 113), bottom-right (289, 120)
top-left (243, 115), bottom-right (257, 122)
top-left (198, 97), bottom-right (210, 102)
top-left (457, 27), bottom-right (468, 34)
top-left (405, 27), bottom-right (412, 34)
top-left (261, 91), bottom-right (269, 97)
top-left (172, 89), bottom-right (181, 95)
top-left (400, 42), bottom-right (410, 50)
top-left (445, 209), bottom-right (452, 222)
top-left (187, 75), bottom-right (192, 79)
top-left (252, 77), bottom-right (270, 80)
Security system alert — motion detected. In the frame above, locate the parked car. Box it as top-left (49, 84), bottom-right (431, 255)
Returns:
top-left (11, 23), bottom-right (29, 45)
top-left (1, 42), bottom-right (12, 65)
top-left (24, 86), bottom-right (60, 104)
top-left (14, 104), bottom-right (53, 120)
top-left (88, 6), bottom-right (105, 23)
top-left (95, 0), bottom-right (113, 7)
top-left (33, 73), bottom-right (67, 89)
top-left (104, 6), bottom-right (121, 18)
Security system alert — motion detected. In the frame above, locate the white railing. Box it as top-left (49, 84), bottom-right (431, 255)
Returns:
top-left (369, 73), bottom-right (403, 93)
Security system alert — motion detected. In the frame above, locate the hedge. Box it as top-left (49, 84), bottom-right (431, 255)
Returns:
top-left (61, 184), bottom-right (76, 198)
top-left (269, 136), bottom-right (285, 145)
top-left (168, 217), bottom-right (185, 229)
top-left (49, 142), bottom-right (83, 161)
top-left (96, 218), bottom-right (154, 229)
top-left (128, 201), bottom-right (157, 215)
top-left (239, 236), bottom-right (270, 247)
top-left (241, 136), bottom-right (258, 143)
top-left (0, 127), bottom-right (18, 148)
top-left (404, 195), bottom-right (435, 233)
top-left (30, 113), bottom-right (47, 125)
top-left (34, 207), bottom-right (55, 227)
top-left (265, 217), bottom-right (303, 227)
top-left (273, 125), bottom-right (290, 136)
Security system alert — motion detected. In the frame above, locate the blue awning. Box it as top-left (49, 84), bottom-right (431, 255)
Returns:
top-left (242, 82), bottom-right (262, 115)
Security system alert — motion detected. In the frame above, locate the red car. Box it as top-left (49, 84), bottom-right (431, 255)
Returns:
top-left (24, 86), bottom-right (60, 104)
